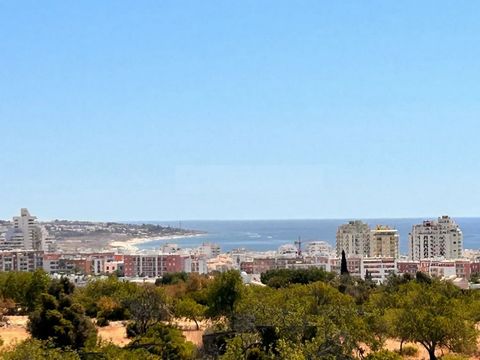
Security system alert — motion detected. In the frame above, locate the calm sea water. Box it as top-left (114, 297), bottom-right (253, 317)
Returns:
top-left (136, 218), bottom-right (480, 255)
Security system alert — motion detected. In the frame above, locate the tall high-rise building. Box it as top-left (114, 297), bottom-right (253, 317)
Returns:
top-left (336, 220), bottom-right (371, 257)
top-left (0, 208), bottom-right (54, 251)
top-left (409, 216), bottom-right (463, 260)
top-left (370, 226), bottom-right (399, 259)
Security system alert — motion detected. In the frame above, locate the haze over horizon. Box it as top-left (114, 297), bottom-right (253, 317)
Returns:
top-left (1, 2), bottom-right (480, 221)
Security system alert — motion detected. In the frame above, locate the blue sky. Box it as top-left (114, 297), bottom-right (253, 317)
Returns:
top-left (1, 1), bottom-right (479, 221)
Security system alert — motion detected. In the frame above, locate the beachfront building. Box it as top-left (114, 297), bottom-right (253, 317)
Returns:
top-left (0, 209), bottom-right (55, 252)
top-left (409, 216), bottom-right (463, 260)
top-left (336, 220), bottom-right (371, 257)
top-left (370, 226), bottom-right (399, 259)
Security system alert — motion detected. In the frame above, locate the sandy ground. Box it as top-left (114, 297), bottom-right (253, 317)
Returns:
top-left (109, 234), bottom-right (203, 252)
top-left (0, 316), bottom-right (205, 350)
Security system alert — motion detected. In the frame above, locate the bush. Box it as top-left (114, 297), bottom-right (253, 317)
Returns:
top-left (126, 322), bottom-right (140, 338)
top-left (440, 355), bottom-right (469, 360)
top-left (366, 350), bottom-right (402, 360)
top-left (96, 317), bottom-right (109, 327)
top-left (396, 345), bottom-right (418, 356)
top-left (0, 339), bottom-right (80, 360)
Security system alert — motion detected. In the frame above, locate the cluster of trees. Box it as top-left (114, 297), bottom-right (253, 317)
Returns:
top-left (0, 268), bottom-right (478, 359)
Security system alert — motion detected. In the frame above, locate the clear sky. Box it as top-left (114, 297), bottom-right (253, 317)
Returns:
top-left (1, 1), bottom-right (479, 221)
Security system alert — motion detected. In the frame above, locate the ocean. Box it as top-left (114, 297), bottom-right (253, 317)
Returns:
top-left (136, 218), bottom-right (480, 255)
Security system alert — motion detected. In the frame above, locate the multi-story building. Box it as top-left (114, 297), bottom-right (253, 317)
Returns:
top-left (362, 257), bottom-right (396, 283)
top-left (418, 259), bottom-right (471, 280)
top-left (0, 209), bottom-right (55, 252)
top-left (183, 255), bottom-right (208, 274)
top-left (123, 254), bottom-right (184, 278)
top-left (305, 241), bottom-right (334, 257)
top-left (336, 221), bottom-right (371, 257)
top-left (370, 226), bottom-right (399, 259)
top-left (0, 250), bottom-right (43, 272)
top-left (409, 216), bottom-right (463, 260)
top-left (196, 243), bottom-right (221, 259)
top-left (397, 260), bottom-right (419, 276)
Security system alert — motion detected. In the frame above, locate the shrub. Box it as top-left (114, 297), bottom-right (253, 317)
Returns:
top-left (440, 355), bottom-right (469, 360)
top-left (396, 345), bottom-right (418, 356)
top-left (366, 350), bottom-right (402, 360)
top-left (96, 317), bottom-right (109, 327)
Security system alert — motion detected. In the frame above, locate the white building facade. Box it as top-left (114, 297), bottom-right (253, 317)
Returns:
top-left (336, 220), bottom-right (371, 257)
top-left (1, 209), bottom-right (54, 251)
top-left (409, 216), bottom-right (463, 260)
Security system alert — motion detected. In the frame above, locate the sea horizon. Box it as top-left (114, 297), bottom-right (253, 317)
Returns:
top-left (132, 217), bottom-right (480, 255)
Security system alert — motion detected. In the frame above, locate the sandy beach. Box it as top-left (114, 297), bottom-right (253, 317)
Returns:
top-left (109, 233), bottom-right (204, 252)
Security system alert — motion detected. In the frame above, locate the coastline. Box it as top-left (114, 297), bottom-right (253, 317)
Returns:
top-left (109, 233), bottom-right (205, 252)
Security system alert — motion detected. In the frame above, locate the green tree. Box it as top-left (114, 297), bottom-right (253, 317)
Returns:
top-left (28, 279), bottom-right (97, 350)
top-left (127, 285), bottom-right (170, 335)
top-left (0, 339), bottom-right (81, 360)
top-left (74, 276), bottom-right (139, 318)
top-left (386, 280), bottom-right (477, 360)
top-left (340, 250), bottom-right (349, 275)
top-left (260, 268), bottom-right (335, 288)
top-left (175, 297), bottom-right (207, 330)
top-left (25, 269), bottom-right (50, 311)
top-left (206, 270), bottom-right (244, 328)
top-left (128, 323), bottom-right (196, 359)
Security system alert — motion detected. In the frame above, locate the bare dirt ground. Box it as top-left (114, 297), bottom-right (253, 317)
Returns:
top-left (0, 316), bottom-right (205, 350)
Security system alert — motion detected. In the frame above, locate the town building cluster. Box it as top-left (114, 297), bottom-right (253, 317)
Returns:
top-left (0, 209), bottom-right (477, 288)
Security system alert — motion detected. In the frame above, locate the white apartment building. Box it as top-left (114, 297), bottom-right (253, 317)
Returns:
top-left (336, 220), bottom-right (371, 257)
top-left (0, 209), bottom-right (54, 251)
top-left (305, 241), bottom-right (334, 257)
top-left (409, 216), bottom-right (463, 260)
top-left (370, 226), bottom-right (399, 259)
top-left (196, 243), bottom-right (221, 259)
top-left (361, 257), bottom-right (397, 284)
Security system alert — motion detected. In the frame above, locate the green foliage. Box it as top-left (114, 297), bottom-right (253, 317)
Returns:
top-left (0, 339), bottom-right (81, 360)
top-left (128, 323), bottom-right (196, 359)
top-left (260, 268), bottom-right (335, 288)
top-left (234, 281), bottom-right (371, 358)
top-left (379, 279), bottom-right (478, 360)
top-left (0, 270), bottom-right (51, 313)
top-left (28, 278), bottom-right (97, 350)
top-left (94, 342), bottom-right (158, 359)
top-left (206, 270), bottom-right (244, 326)
top-left (160, 272), bottom-right (189, 285)
top-left (341, 250), bottom-right (349, 275)
top-left (174, 297), bottom-right (207, 330)
top-left (365, 349), bottom-right (402, 360)
top-left (396, 344), bottom-right (418, 356)
top-left (127, 285), bottom-right (170, 335)
top-left (470, 272), bottom-right (480, 284)
top-left (74, 276), bottom-right (139, 319)
top-left (439, 354), bottom-right (470, 360)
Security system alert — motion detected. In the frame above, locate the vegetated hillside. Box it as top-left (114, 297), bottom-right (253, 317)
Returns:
top-left (0, 269), bottom-right (478, 359)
